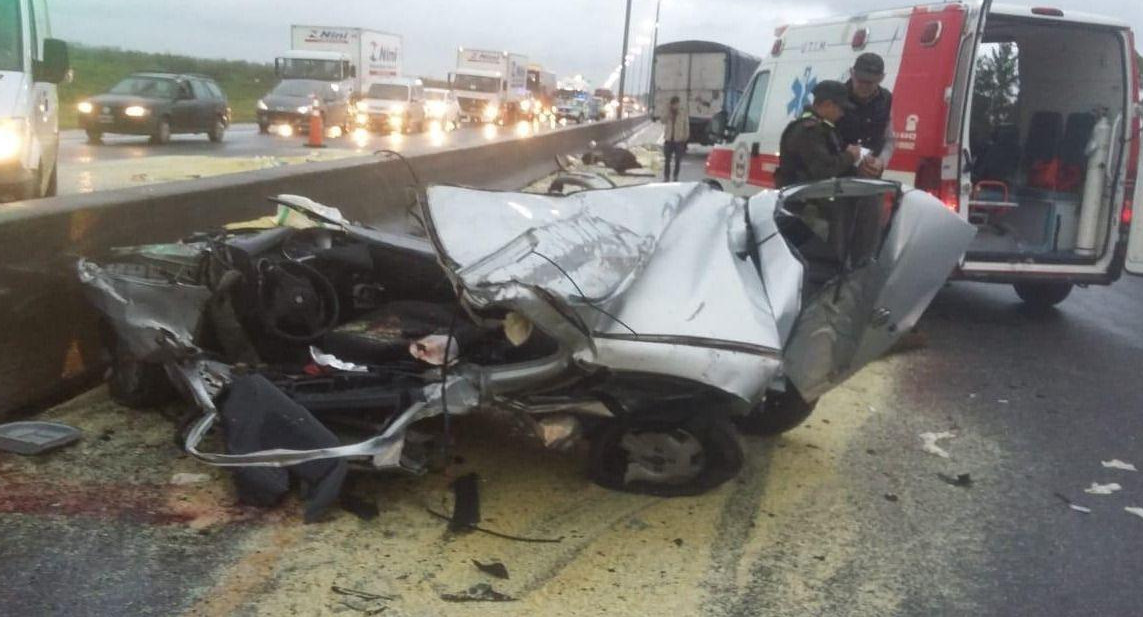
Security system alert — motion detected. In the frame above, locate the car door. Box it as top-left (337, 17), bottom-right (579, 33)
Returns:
top-left (169, 80), bottom-right (198, 132)
top-left (776, 179), bottom-right (976, 401)
top-left (1127, 154), bottom-right (1143, 275)
top-left (205, 80), bottom-right (228, 124)
top-left (189, 79), bottom-right (216, 130)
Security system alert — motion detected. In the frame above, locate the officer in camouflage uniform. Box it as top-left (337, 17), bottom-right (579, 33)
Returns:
top-left (774, 80), bottom-right (863, 189)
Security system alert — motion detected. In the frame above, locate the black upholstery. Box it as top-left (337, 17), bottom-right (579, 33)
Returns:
top-left (1022, 111), bottom-right (1063, 168)
top-left (1060, 112), bottom-right (1097, 167)
top-left (975, 123), bottom-right (1022, 183)
top-left (322, 301), bottom-right (466, 365)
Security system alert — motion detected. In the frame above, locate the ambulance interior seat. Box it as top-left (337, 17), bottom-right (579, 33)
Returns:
top-left (973, 123), bottom-right (1022, 191)
top-left (1022, 110), bottom-right (1063, 180)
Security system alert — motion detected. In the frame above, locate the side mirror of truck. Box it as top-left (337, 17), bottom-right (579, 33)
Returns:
top-left (35, 39), bottom-right (69, 84)
top-left (708, 110), bottom-right (731, 143)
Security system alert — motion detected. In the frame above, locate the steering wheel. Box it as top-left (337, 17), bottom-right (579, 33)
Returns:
top-left (256, 259), bottom-right (340, 343)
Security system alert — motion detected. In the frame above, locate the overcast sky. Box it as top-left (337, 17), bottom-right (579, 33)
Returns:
top-left (54, 0), bottom-right (1143, 90)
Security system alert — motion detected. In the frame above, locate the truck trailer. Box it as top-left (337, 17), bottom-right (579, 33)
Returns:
top-left (279, 26), bottom-right (404, 98)
top-left (652, 40), bottom-right (760, 145)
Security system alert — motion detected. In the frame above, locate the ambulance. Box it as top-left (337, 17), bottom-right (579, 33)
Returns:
top-left (705, 1), bottom-right (1143, 308)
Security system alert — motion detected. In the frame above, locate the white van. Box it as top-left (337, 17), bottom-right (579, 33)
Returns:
top-left (0, 0), bottom-right (68, 202)
top-left (705, 1), bottom-right (1143, 307)
top-left (355, 77), bottom-right (427, 134)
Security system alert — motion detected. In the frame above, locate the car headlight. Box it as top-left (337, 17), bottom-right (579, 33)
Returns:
top-left (297, 106), bottom-right (311, 115)
top-left (0, 118), bottom-right (27, 160)
top-left (388, 115), bottom-right (403, 128)
top-left (426, 101), bottom-right (444, 117)
top-left (356, 101), bottom-right (369, 112)
top-left (483, 105), bottom-right (499, 120)
top-left (391, 103), bottom-right (406, 115)
top-left (521, 100), bottom-right (532, 112)
top-left (77, 101), bottom-right (93, 114)
top-left (124, 106), bottom-right (149, 118)
top-left (257, 99), bottom-right (268, 111)
top-left (356, 113), bottom-right (369, 125)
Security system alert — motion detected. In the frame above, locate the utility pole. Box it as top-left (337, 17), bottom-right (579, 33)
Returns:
top-left (648, 0), bottom-right (662, 116)
top-left (617, 0), bottom-right (633, 118)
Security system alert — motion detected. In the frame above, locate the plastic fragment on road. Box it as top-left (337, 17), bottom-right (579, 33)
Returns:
top-left (919, 431), bottom-right (956, 458)
top-left (0, 421), bottom-right (82, 455)
top-left (1083, 482), bottom-right (1122, 495)
top-left (1102, 459), bottom-right (1137, 472)
top-left (472, 559), bottom-right (511, 580)
top-left (440, 583), bottom-right (516, 603)
top-left (170, 473), bottom-right (211, 486)
top-left (1125, 507), bottom-right (1143, 520)
top-left (1070, 504), bottom-right (1093, 514)
top-left (938, 472), bottom-right (973, 488)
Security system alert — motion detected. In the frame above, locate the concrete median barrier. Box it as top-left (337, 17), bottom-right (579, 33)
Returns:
top-left (0, 117), bottom-right (648, 415)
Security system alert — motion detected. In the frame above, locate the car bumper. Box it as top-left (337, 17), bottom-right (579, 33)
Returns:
top-left (356, 112), bottom-right (404, 131)
top-left (78, 114), bottom-right (158, 135)
top-left (257, 111), bottom-right (308, 129)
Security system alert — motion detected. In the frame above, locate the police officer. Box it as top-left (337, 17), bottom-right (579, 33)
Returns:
top-left (775, 80), bottom-right (863, 189)
top-left (837, 52), bottom-right (894, 178)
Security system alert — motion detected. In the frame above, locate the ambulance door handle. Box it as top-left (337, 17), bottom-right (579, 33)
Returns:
top-left (750, 142), bottom-right (760, 157)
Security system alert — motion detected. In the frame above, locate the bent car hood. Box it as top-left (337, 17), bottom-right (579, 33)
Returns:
top-left (424, 183), bottom-right (789, 403)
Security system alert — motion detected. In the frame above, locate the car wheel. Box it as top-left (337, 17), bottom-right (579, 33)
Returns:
top-left (735, 385), bottom-right (817, 436)
top-left (589, 414), bottom-right (743, 497)
top-left (151, 118), bottom-right (171, 145)
top-left (86, 129), bottom-right (103, 144)
top-left (258, 122), bottom-right (270, 135)
top-left (208, 117), bottom-right (226, 142)
top-left (1013, 281), bottom-right (1073, 310)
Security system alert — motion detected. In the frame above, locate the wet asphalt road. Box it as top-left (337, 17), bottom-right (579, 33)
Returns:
top-left (0, 146), bottom-right (1140, 616)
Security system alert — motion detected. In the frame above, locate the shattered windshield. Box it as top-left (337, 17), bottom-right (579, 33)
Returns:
top-left (0, 0), bottom-right (20, 72)
top-left (109, 76), bottom-right (177, 98)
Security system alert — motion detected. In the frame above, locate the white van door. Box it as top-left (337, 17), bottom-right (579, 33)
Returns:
top-left (28, 0), bottom-right (56, 195)
top-left (1127, 169), bottom-right (1143, 275)
top-left (707, 69), bottom-right (772, 197)
top-left (952, 0), bottom-right (993, 211)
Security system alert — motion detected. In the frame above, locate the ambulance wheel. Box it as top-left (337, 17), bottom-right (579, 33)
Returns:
top-left (589, 414), bottom-right (743, 497)
top-left (1014, 281), bottom-right (1072, 310)
top-left (735, 384), bottom-right (817, 436)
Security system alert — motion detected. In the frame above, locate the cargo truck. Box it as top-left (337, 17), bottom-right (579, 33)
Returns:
top-left (652, 40), bottom-right (760, 145)
top-left (451, 48), bottom-right (528, 124)
top-left (277, 26), bottom-right (403, 99)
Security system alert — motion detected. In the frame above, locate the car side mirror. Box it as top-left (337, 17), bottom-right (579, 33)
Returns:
top-left (709, 110), bottom-right (732, 143)
top-left (35, 39), bottom-right (69, 84)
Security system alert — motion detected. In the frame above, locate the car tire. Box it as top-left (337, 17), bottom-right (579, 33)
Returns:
top-left (258, 122), bottom-right (270, 135)
top-left (588, 414), bottom-right (743, 497)
top-left (86, 129), bottom-right (103, 144)
top-left (1013, 281), bottom-right (1073, 310)
top-left (151, 118), bottom-right (171, 145)
top-left (735, 385), bottom-right (818, 436)
top-left (208, 117), bottom-right (226, 143)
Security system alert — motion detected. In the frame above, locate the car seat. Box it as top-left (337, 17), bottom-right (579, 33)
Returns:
top-left (975, 124), bottom-right (1021, 186)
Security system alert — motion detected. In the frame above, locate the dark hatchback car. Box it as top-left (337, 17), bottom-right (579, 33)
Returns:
top-left (77, 73), bottom-right (231, 144)
top-left (256, 79), bottom-right (351, 135)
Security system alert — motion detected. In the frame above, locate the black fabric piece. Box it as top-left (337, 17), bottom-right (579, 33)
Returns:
top-left (449, 473), bottom-right (481, 532)
top-left (220, 374), bottom-right (348, 522)
top-left (1023, 111), bottom-right (1063, 168)
top-left (1060, 112), bottom-right (1097, 167)
top-left (582, 147), bottom-right (642, 174)
top-left (975, 124), bottom-right (1021, 183)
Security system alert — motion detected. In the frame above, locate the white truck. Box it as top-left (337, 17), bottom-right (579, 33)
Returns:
top-left (0, 0), bottom-right (68, 201)
top-left (451, 48), bottom-right (528, 124)
top-left (277, 26), bottom-right (403, 99)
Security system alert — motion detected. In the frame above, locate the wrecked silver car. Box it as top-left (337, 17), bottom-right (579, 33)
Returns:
top-left (78, 179), bottom-right (973, 517)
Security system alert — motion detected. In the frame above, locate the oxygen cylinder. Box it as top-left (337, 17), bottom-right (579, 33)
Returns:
top-left (1075, 114), bottom-right (1112, 256)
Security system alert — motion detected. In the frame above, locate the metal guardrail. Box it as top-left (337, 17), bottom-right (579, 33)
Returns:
top-left (0, 117), bottom-right (648, 415)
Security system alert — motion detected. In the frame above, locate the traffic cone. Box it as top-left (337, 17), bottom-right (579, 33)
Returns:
top-left (305, 100), bottom-right (325, 148)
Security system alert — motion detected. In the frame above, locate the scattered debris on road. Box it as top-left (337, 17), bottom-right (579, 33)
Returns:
top-left (920, 431), bottom-right (956, 458)
top-left (1053, 492), bottom-right (1092, 514)
top-left (330, 585), bottom-right (393, 614)
top-left (1125, 507), bottom-right (1143, 521)
top-left (1101, 459), bottom-right (1137, 472)
top-left (440, 583), bottom-right (516, 603)
top-left (1084, 482), bottom-right (1122, 495)
top-left (169, 472), bottom-right (211, 486)
top-left (938, 473), bottom-right (973, 488)
top-left (885, 493), bottom-right (900, 502)
top-left (1078, 482), bottom-right (1124, 495)
top-left (0, 421), bottom-right (82, 455)
top-left (472, 559), bottom-right (510, 580)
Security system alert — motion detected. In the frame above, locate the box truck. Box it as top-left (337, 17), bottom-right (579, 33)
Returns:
top-left (452, 48), bottom-right (528, 123)
top-left (652, 40), bottom-right (760, 145)
top-left (278, 26), bottom-right (403, 98)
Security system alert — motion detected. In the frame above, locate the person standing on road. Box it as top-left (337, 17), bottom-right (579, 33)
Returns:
top-left (837, 52), bottom-right (895, 179)
top-left (774, 81), bottom-right (862, 188)
top-left (662, 96), bottom-right (690, 182)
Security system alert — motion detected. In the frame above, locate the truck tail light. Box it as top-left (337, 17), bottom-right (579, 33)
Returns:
top-left (1122, 198), bottom-right (1134, 227)
top-left (920, 21), bottom-right (943, 46)
top-left (915, 157), bottom-right (960, 212)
